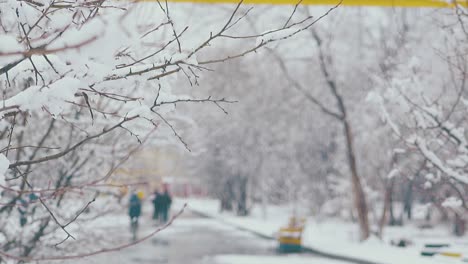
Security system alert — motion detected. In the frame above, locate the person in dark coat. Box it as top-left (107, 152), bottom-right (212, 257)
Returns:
top-left (128, 192), bottom-right (142, 221)
top-left (159, 185), bottom-right (172, 224)
top-left (151, 190), bottom-right (162, 221)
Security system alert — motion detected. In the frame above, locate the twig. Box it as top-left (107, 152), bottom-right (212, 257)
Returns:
top-left (0, 204), bottom-right (188, 262)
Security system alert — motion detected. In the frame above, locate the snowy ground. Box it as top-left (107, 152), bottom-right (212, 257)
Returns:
top-left (66, 206), bottom-right (349, 264)
top-left (214, 255), bottom-right (347, 264)
top-left (175, 198), bottom-right (468, 264)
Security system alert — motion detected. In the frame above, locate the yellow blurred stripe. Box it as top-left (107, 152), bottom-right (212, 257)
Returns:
top-left (135, 0), bottom-right (467, 7)
top-left (279, 237), bottom-right (302, 245)
top-left (440, 252), bottom-right (463, 258)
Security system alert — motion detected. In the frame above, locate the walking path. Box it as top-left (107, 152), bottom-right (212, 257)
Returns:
top-left (174, 198), bottom-right (465, 264)
top-left (68, 207), bottom-right (350, 264)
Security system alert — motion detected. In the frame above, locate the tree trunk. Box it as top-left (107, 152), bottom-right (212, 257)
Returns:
top-left (378, 179), bottom-right (394, 237)
top-left (454, 213), bottom-right (466, 237)
top-left (343, 119), bottom-right (370, 240)
top-left (308, 29), bottom-right (370, 240)
top-left (403, 180), bottom-right (413, 220)
top-left (220, 179), bottom-right (234, 212)
top-left (236, 176), bottom-right (249, 216)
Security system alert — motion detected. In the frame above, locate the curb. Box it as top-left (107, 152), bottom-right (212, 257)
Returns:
top-left (188, 208), bottom-right (381, 264)
top-left (189, 209), bottom-right (272, 240)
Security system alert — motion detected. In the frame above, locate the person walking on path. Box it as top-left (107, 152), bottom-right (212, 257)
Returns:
top-left (151, 189), bottom-right (162, 222)
top-left (128, 191), bottom-right (142, 240)
top-left (159, 185), bottom-right (172, 224)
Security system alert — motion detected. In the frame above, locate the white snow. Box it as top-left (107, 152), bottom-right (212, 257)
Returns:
top-left (126, 102), bottom-right (153, 120)
top-left (442, 197), bottom-right (463, 209)
top-left (387, 168), bottom-right (399, 179)
top-left (447, 155), bottom-right (468, 168)
top-left (414, 137), bottom-right (468, 184)
top-left (393, 148), bottom-right (406, 154)
top-left (366, 91), bottom-right (402, 136)
top-left (0, 34), bottom-right (24, 66)
top-left (176, 198), bottom-right (467, 264)
top-left (214, 254), bottom-right (349, 264)
top-left (0, 34), bottom-right (24, 53)
top-left (424, 181), bottom-right (432, 189)
top-left (3, 77), bottom-right (81, 117)
top-left (425, 173), bottom-right (435, 181)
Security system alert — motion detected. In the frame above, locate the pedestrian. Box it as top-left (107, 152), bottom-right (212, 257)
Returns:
top-left (159, 184), bottom-right (172, 224)
top-left (128, 191), bottom-right (142, 226)
top-left (151, 189), bottom-right (162, 222)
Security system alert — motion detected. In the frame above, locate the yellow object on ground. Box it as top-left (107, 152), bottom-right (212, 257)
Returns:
top-left (135, 0), bottom-right (467, 7)
top-left (278, 216), bottom-right (306, 252)
top-left (440, 252), bottom-right (463, 258)
top-left (278, 227), bottom-right (303, 245)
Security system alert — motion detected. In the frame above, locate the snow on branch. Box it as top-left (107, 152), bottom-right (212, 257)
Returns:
top-left (413, 135), bottom-right (468, 184)
top-left (0, 0), bottom-right (340, 260)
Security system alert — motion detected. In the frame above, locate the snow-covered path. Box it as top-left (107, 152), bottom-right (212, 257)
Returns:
top-left (174, 198), bottom-right (467, 264)
top-left (69, 209), bottom-right (349, 264)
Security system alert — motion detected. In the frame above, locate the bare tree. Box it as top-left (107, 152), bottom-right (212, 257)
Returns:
top-left (0, 0), bottom-right (340, 261)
